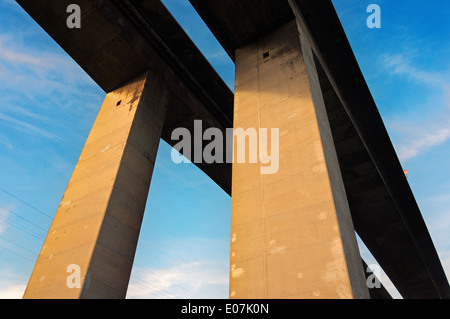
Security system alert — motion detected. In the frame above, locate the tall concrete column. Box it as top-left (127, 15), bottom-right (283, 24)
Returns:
top-left (23, 71), bottom-right (168, 299)
top-left (230, 20), bottom-right (369, 299)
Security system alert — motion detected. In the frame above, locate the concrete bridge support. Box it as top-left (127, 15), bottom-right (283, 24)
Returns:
top-left (229, 21), bottom-right (369, 299)
top-left (23, 71), bottom-right (168, 298)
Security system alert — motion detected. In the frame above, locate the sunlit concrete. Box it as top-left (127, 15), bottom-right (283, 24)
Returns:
top-left (23, 71), bottom-right (167, 298)
top-left (230, 20), bottom-right (369, 299)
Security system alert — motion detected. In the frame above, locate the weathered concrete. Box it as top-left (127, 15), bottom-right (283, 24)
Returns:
top-left (230, 21), bottom-right (369, 299)
top-left (23, 71), bottom-right (168, 298)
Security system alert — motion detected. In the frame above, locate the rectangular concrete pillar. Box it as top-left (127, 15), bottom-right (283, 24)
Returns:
top-left (23, 71), bottom-right (168, 298)
top-left (230, 20), bottom-right (369, 299)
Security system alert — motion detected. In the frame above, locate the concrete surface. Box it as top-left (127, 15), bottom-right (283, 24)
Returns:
top-left (23, 71), bottom-right (167, 298)
top-left (230, 21), bottom-right (369, 299)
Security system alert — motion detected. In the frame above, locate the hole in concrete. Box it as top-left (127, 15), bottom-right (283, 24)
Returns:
top-left (263, 51), bottom-right (270, 59)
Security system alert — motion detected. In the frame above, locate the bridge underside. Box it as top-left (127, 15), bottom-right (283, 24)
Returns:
top-left (17, 0), bottom-right (450, 299)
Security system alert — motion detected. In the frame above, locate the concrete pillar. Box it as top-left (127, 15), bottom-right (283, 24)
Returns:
top-left (23, 71), bottom-right (168, 299)
top-left (230, 20), bottom-right (369, 299)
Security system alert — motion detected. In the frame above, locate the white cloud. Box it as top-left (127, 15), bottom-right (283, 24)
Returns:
top-left (0, 283), bottom-right (25, 299)
top-left (420, 205), bottom-right (450, 282)
top-left (382, 53), bottom-right (450, 162)
top-left (127, 261), bottom-right (229, 299)
top-left (382, 53), bottom-right (448, 87)
top-left (0, 112), bottom-right (64, 142)
top-left (395, 126), bottom-right (450, 162)
top-left (0, 34), bottom-right (92, 86)
top-left (0, 265), bottom-right (27, 299)
top-left (128, 236), bottom-right (230, 299)
top-left (0, 29), bottom-right (102, 107)
top-left (439, 253), bottom-right (450, 283)
top-left (0, 26), bottom-right (104, 151)
top-left (0, 42), bottom-right (65, 69)
top-left (426, 210), bottom-right (450, 236)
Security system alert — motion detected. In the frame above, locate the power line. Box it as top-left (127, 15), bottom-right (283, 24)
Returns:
top-left (0, 186), bottom-right (53, 219)
top-left (0, 204), bottom-right (48, 233)
top-left (128, 280), bottom-right (173, 299)
top-left (0, 243), bottom-right (35, 263)
top-left (129, 275), bottom-right (179, 299)
top-left (0, 234), bottom-right (38, 256)
top-left (134, 263), bottom-right (202, 299)
top-left (0, 214), bottom-right (45, 241)
top-left (0, 186), bottom-right (204, 299)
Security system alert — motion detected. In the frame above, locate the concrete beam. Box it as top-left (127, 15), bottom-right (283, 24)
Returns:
top-left (17, 0), bottom-right (234, 194)
top-left (23, 71), bottom-right (167, 298)
top-left (189, 0), bottom-right (294, 61)
top-left (230, 21), bottom-right (369, 299)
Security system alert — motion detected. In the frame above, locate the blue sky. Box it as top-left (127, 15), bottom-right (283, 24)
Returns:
top-left (0, 0), bottom-right (449, 299)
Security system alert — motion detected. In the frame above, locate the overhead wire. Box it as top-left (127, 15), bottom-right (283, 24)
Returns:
top-left (0, 234), bottom-right (38, 256)
top-left (134, 263), bottom-right (202, 299)
top-left (0, 186), bottom-right (53, 219)
top-left (128, 275), bottom-right (179, 299)
top-left (0, 243), bottom-right (35, 263)
top-left (0, 186), bottom-right (203, 299)
top-left (0, 214), bottom-right (45, 241)
top-left (0, 204), bottom-right (48, 232)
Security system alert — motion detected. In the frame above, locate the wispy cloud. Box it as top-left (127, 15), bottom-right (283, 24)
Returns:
top-left (382, 53), bottom-right (449, 87)
top-left (0, 282), bottom-right (25, 299)
top-left (127, 261), bottom-right (229, 299)
top-left (128, 236), bottom-right (230, 299)
top-left (0, 41), bottom-right (66, 69)
top-left (423, 193), bottom-right (450, 205)
top-left (381, 53), bottom-right (450, 162)
top-left (1, 104), bottom-right (47, 122)
top-left (0, 134), bottom-right (12, 150)
top-left (0, 33), bottom-right (92, 83)
top-left (0, 206), bottom-right (10, 235)
top-left (439, 252), bottom-right (450, 283)
top-left (0, 112), bottom-right (63, 142)
top-left (382, 51), bottom-right (450, 286)
top-left (422, 204), bottom-right (450, 249)
top-left (394, 125), bottom-right (450, 162)
top-left (0, 26), bottom-right (104, 149)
